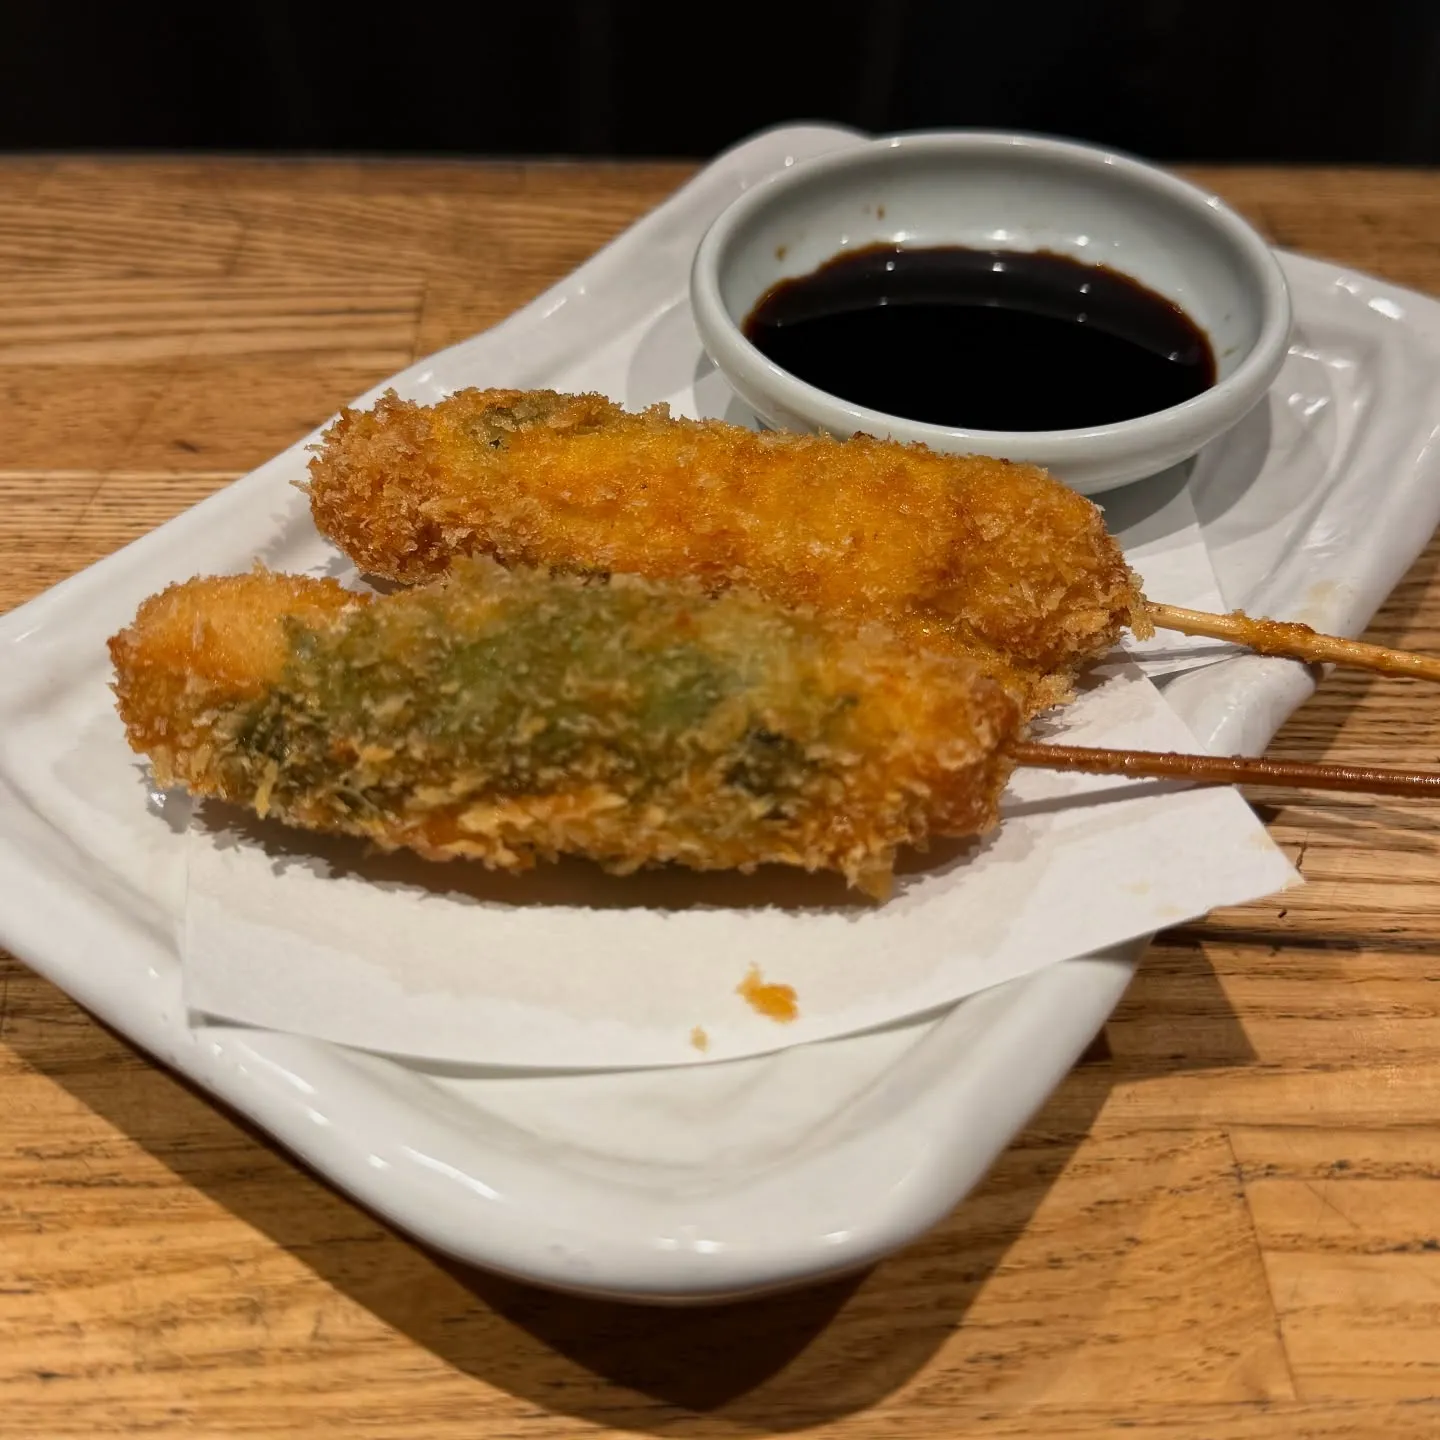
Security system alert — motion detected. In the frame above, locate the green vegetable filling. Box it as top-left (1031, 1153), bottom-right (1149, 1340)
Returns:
top-left (224, 582), bottom-right (849, 820)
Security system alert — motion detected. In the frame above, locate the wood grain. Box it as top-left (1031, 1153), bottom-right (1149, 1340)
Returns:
top-left (4, 156), bottom-right (1440, 1438)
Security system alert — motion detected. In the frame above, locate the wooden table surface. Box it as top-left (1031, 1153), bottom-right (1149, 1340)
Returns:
top-left (4, 157), bottom-right (1440, 1439)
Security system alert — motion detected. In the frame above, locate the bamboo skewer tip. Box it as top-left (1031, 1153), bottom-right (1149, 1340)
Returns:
top-left (1012, 739), bottom-right (1440, 800)
top-left (1143, 601), bottom-right (1440, 684)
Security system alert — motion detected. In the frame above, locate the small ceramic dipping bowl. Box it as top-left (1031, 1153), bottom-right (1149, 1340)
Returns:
top-left (690, 131), bottom-right (1291, 495)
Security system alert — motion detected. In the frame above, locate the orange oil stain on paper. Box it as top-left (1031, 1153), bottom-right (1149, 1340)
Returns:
top-left (736, 965), bottom-right (799, 1024)
top-left (690, 1026), bottom-right (710, 1053)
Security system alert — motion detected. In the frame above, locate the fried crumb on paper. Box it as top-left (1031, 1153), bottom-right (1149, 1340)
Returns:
top-left (736, 965), bottom-right (799, 1023)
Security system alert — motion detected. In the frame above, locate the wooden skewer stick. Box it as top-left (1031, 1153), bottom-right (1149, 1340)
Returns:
top-left (1010, 741), bottom-right (1440, 798)
top-left (1145, 602), bottom-right (1440, 684)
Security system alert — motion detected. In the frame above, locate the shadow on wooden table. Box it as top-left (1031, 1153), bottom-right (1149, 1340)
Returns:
top-left (2, 940), bottom-right (1254, 1433)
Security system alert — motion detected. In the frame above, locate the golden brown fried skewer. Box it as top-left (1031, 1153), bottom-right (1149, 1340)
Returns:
top-left (110, 562), bottom-right (1440, 907)
top-left (110, 560), bottom-right (1020, 899)
top-left (305, 388), bottom-right (1438, 701)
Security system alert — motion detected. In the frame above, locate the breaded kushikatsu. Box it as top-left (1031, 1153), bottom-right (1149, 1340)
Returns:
top-left (110, 560), bottom-right (1021, 897)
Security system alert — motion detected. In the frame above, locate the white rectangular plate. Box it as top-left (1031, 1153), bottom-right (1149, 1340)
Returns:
top-left (4, 124), bottom-right (1440, 1302)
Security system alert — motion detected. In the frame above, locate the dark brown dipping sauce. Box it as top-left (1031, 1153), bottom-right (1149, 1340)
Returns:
top-left (742, 244), bottom-right (1217, 431)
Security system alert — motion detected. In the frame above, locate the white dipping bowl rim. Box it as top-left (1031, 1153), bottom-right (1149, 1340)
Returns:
top-left (690, 130), bottom-right (1293, 494)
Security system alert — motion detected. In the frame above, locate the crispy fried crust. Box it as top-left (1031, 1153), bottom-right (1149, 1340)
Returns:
top-left (110, 561), bottom-right (1021, 897)
top-left (306, 388), bottom-right (1147, 709)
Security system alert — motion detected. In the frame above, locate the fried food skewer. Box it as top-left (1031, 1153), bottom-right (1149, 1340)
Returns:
top-left (305, 388), bottom-right (1440, 698)
top-left (109, 560), bottom-right (1020, 899)
top-left (110, 562), bottom-right (1440, 903)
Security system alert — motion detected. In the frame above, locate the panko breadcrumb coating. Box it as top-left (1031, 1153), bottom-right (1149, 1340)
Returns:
top-left (305, 389), bottom-right (1148, 711)
top-left (109, 560), bottom-right (1021, 898)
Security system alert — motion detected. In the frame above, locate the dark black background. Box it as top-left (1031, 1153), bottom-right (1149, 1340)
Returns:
top-left (6, 2), bottom-right (1439, 162)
